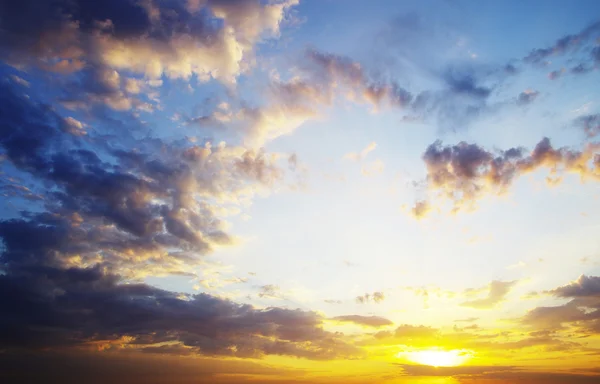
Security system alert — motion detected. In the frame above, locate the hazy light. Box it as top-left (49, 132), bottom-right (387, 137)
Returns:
top-left (398, 347), bottom-right (475, 367)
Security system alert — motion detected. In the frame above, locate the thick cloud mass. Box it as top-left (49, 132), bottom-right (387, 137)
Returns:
top-left (0, 77), bottom-right (361, 360)
top-left (0, 265), bottom-right (359, 359)
top-left (0, 0), bottom-right (297, 82)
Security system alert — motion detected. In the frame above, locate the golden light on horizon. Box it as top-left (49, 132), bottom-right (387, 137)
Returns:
top-left (398, 348), bottom-right (475, 367)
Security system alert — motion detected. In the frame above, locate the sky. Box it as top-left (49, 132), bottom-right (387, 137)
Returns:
top-left (1, 0), bottom-right (600, 383)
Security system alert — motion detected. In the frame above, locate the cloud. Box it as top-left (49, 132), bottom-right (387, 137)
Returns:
top-left (188, 78), bottom-right (328, 147)
top-left (0, 81), bottom-right (288, 277)
top-left (343, 142), bottom-right (377, 161)
top-left (413, 137), bottom-right (600, 216)
top-left (460, 280), bottom-right (517, 309)
top-left (355, 291), bottom-right (386, 304)
top-left (398, 363), bottom-right (516, 377)
top-left (576, 114), bottom-right (600, 138)
top-left (454, 317), bottom-right (479, 323)
top-left (549, 275), bottom-right (600, 298)
top-left (257, 284), bottom-right (283, 299)
top-left (0, 0), bottom-right (298, 113)
top-left (520, 276), bottom-right (600, 333)
top-left (517, 89), bottom-right (540, 106)
top-left (410, 200), bottom-right (432, 219)
top-left (548, 68), bottom-right (566, 80)
top-left (330, 315), bottom-right (393, 328)
top-left (0, 0), bottom-right (298, 82)
top-left (523, 21), bottom-right (600, 64)
top-left (393, 325), bottom-right (439, 339)
top-left (0, 74), bottom-right (365, 362)
top-left (304, 48), bottom-right (413, 110)
top-left (0, 262), bottom-right (363, 360)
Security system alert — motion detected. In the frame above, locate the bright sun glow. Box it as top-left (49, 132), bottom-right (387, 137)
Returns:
top-left (398, 348), bottom-right (475, 367)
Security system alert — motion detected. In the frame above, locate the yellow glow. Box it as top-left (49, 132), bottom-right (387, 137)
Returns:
top-left (399, 348), bottom-right (474, 367)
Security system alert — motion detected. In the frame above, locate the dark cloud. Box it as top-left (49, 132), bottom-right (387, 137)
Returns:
top-left (414, 137), bottom-right (600, 215)
top-left (0, 254), bottom-right (359, 359)
top-left (330, 315), bottom-right (393, 328)
top-left (0, 73), bottom-right (351, 361)
top-left (549, 275), bottom-right (600, 298)
top-left (0, 80), bottom-right (287, 276)
top-left (520, 276), bottom-right (600, 335)
top-left (0, 349), bottom-right (309, 384)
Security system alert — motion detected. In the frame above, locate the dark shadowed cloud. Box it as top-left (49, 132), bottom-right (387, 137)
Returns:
top-left (413, 137), bottom-right (600, 216)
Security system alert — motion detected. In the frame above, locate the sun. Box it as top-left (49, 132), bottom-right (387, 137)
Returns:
top-left (398, 348), bottom-right (474, 367)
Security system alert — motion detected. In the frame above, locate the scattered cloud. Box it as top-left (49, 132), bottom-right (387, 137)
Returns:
top-left (460, 280), bottom-right (517, 309)
top-left (343, 142), bottom-right (377, 161)
top-left (356, 291), bottom-right (386, 304)
top-left (413, 137), bottom-right (600, 216)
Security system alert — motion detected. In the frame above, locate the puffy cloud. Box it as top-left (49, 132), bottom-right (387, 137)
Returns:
top-left (0, 77), bottom-right (290, 278)
top-left (460, 281), bottom-right (517, 309)
top-left (521, 276), bottom-right (600, 334)
top-left (0, 78), bottom-right (364, 360)
top-left (0, 0), bottom-right (298, 83)
top-left (549, 275), bottom-right (600, 298)
top-left (413, 137), bottom-right (600, 216)
top-left (330, 315), bottom-right (393, 328)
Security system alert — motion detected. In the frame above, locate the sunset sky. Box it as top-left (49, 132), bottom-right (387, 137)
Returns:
top-left (1, 1), bottom-right (600, 383)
